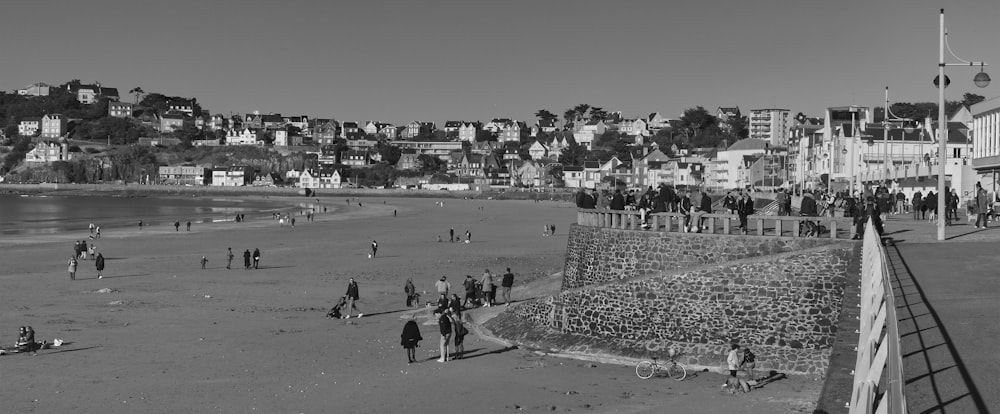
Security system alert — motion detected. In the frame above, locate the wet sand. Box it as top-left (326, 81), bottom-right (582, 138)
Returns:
top-left (0, 197), bottom-right (820, 413)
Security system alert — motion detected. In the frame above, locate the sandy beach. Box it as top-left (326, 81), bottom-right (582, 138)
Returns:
top-left (0, 196), bottom-right (820, 413)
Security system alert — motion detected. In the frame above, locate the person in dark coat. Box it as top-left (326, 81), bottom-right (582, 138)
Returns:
top-left (252, 248), bottom-right (261, 269)
top-left (912, 191), bottom-right (923, 220)
top-left (243, 249), bottom-right (251, 269)
top-left (575, 188), bottom-right (588, 208)
top-left (609, 189), bottom-right (625, 210)
top-left (737, 192), bottom-right (754, 234)
top-left (400, 319), bottom-right (423, 363)
top-left (95, 252), bottom-right (105, 279)
top-left (345, 278), bottom-right (361, 318)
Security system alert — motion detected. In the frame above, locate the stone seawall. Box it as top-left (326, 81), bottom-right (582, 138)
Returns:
top-left (487, 225), bottom-right (859, 377)
top-left (563, 224), bottom-right (843, 290)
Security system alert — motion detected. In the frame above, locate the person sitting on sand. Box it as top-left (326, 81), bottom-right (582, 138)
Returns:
top-left (15, 326), bottom-right (41, 353)
top-left (326, 297), bottom-right (346, 319)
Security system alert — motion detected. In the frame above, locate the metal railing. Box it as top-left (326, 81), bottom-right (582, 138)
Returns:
top-left (576, 208), bottom-right (857, 239)
top-left (849, 219), bottom-right (906, 414)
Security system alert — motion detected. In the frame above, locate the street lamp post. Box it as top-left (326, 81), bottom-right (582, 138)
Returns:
top-left (935, 8), bottom-right (990, 241)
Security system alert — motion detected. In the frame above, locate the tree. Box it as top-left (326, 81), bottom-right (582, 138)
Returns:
top-left (129, 87), bottom-right (145, 104)
top-left (558, 141), bottom-right (588, 166)
top-left (417, 154), bottom-right (445, 173)
top-left (962, 93), bottom-right (986, 108)
top-left (535, 109), bottom-right (558, 123)
top-left (377, 143), bottom-right (402, 165)
top-left (589, 107), bottom-right (607, 121)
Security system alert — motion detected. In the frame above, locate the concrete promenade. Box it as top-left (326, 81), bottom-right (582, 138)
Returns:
top-left (879, 213), bottom-right (1000, 413)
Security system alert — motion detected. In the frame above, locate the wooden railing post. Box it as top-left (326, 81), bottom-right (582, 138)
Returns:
top-left (775, 218), bottom-right (782, 237)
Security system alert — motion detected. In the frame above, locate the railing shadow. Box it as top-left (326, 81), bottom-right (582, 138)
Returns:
top-left (884, 242), bottom-right (989, 414)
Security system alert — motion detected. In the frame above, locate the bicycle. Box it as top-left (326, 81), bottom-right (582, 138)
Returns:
top-left (635, 352), bottom-right (687, 381)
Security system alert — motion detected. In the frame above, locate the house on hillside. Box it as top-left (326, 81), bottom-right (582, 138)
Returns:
top-left (647, 112), bottom-right (670, 132)
top-left (160, 111), bottom-right (188, 132)
top-left (528, 140), bottom-right (548, 160)
top-left (18, 118), bottom-right (41, 136)
top-left (499, 121), bottom-right (527, 142)
top-left (341, 150), bottom-right (371, 166)
top-left (225, 128), bottom-right (260, 146)
top-left (41, 114), bottom-right (67, 138)
top-left (397, 152), bottom-right (420, 170)
top-left (25, 140), bottom-right (71, 165)
top-left (168, 99), bottom-right (197, 115)
top-left (65, 82), bottom-right (119, 104)
top-left (313, 120), bottom-right (340, 145)
top-left (483, 118), bottom-right (513, 133)
top-left (108, 102), bottom-right (134, 118)
top-left (618, 118), bottom-right (648, 137)
top-left (459, 122), bottom-right (480, 142)
top-left (573, 120), bottom-right (607, 150)
top-left (18, 82), bottom-right (51, 97)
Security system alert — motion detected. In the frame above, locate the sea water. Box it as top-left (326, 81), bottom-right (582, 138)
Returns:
top-left (0, 195), bottom-right (296, 236)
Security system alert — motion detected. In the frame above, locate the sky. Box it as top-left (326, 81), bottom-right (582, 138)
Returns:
top-left (2, 0), bottom-right (999, 126)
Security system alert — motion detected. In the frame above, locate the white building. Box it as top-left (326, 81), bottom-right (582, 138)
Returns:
top-left (225, 128), bottom-right (260, 146)
top-left (716, 138), bottom-right (769, 189)
top-left (18, 118), bottom-right (41, 136)
top-left (748, 108), bottom-right (790, 146)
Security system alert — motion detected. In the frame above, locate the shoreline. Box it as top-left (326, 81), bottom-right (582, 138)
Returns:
top-left (0, 183), bottom-right (483, 199)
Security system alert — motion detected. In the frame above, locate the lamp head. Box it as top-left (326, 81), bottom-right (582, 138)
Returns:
top-left (934, 75), bottom-right (951, 89)
top-left (974, 70), bottom-right (991, 88)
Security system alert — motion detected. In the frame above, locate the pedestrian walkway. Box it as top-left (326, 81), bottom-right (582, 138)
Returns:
top-left (880, 215), bottom-right (1000, 413)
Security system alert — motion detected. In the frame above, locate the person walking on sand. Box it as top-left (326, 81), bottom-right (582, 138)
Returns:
top-left (174, 221), bottom-right (180, 231)
top-left (89, 222), bottom-right (95, 234)
top-left (226, 248), bottom-right (234, 270)
top-left (95, 252), bottom-right (105, 279)
top-left (201, 256), bottom-right (208, 269)
top-left (68, 256), bottom-right (78, 281)
top-left (400, 318), bottom-right (423, 363)
top-left (501, 267), bottom-right (515, 306)
top-left (449, 227), bottom-right (455, 243)
top-left (436, 309), bottom-right (452, 362)
top-left (243, 249), bottom-right (251, 270)
top-left (481, 269), bottom-right (495, 307)
top-left (252, 248), bottom-right (261, 269)
top-left (95, 226), bottom-right (101, 239)
top-left (138, 220), bottom-right (143, 230)
top-left (370, 240), bottom-right (378, 258)
top-left (465, 230), bottom-right (471, 243)
top-left (404, 278), bottom-right (418, 307)
top-left (186, 221), bottom-right (191, 231)
top-left (345, 278), bottom-right (362, 318)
